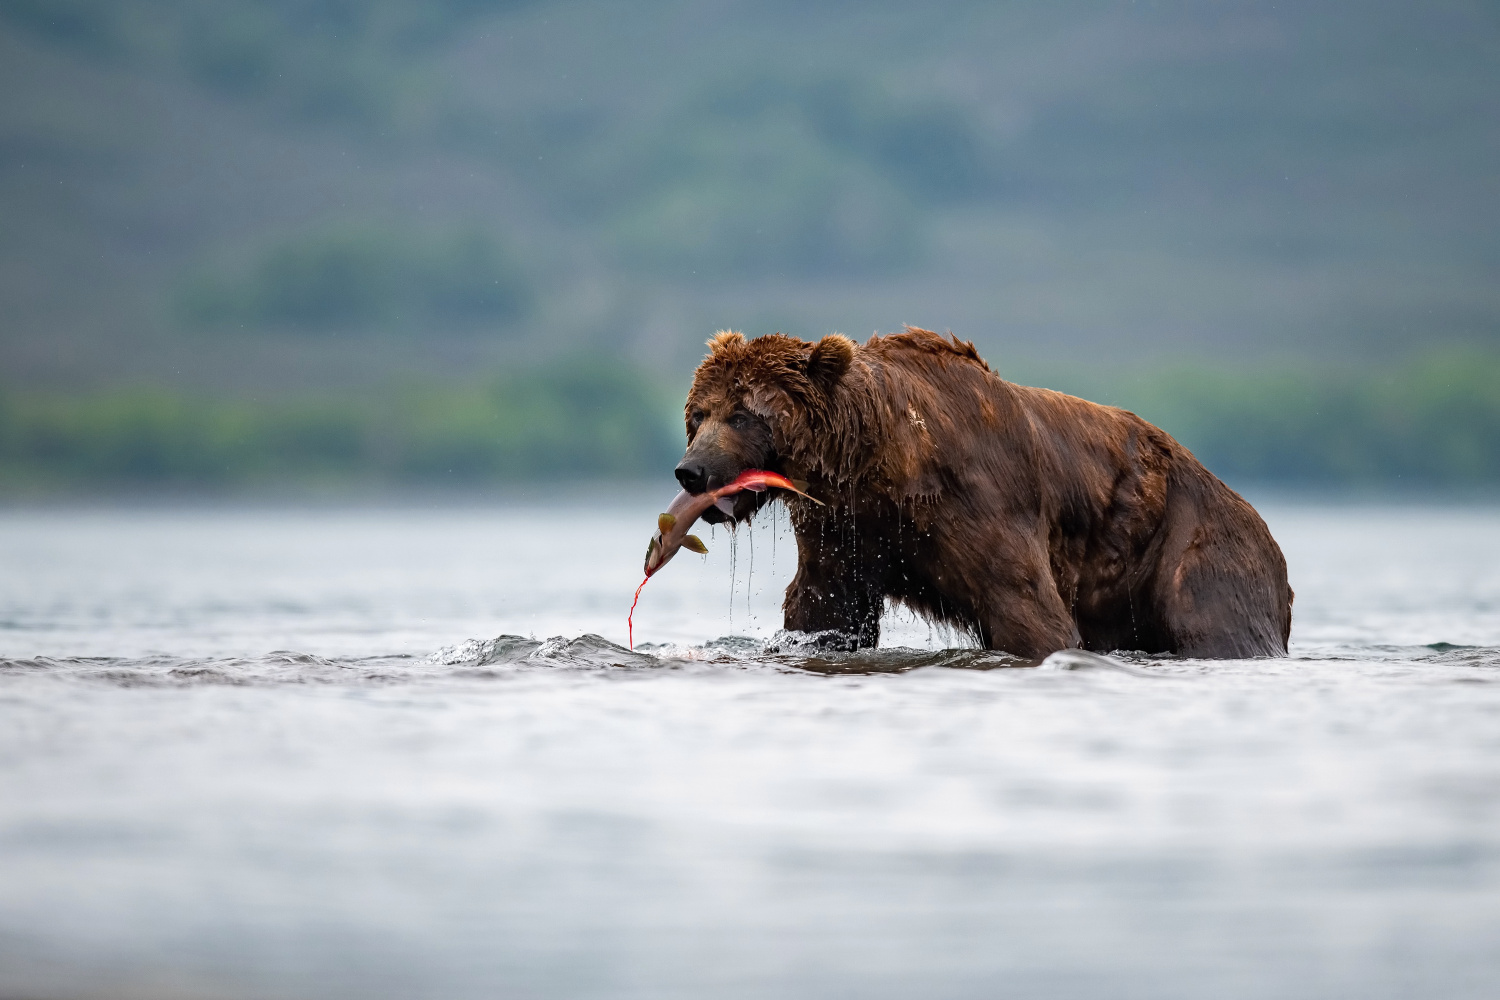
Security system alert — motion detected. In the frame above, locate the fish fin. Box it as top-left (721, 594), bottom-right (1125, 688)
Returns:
top-left (658, 513), bottom-right (676, 532)
top-left (683, 534), bottom-right (708, 554)
top-left (715, 497), bottom-right (736, 515)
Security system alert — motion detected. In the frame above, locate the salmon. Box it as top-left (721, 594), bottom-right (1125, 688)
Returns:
top-left (629, 469), bottom-right (822, 647)
top-left (643, 469), bottom-right (822, 577)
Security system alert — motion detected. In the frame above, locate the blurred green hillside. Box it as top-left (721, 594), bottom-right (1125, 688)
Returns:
top-left (0, 360), bottom-right (681, 491)
top-left (3, 350), bottom-right (1497, 493)
top-left (0, 1), bottom-right (1496, 489)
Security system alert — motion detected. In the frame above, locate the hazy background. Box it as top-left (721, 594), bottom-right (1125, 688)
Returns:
top-left (1, 0), bottom-right (1496, 493)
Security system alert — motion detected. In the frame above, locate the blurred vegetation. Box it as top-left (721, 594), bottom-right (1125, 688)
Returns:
top-left (595, 77), bottom-right (992, 278)
top-left (1110, 350), bottom-right (1500, 488)
top-left (0, 360), bottom-right (680, 490)
top-left (0, 0), bottom-right (531, 122)
top-left (3, 0), bottom-right (1496, 351)
top-left (1, 351), bottom-right (1496, 493)
top-left (179, 223), bottom-right (531, 334)
top-left (1, 1), bottom-right (1497, 494)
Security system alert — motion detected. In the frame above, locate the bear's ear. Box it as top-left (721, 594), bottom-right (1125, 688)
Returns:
top-left (707, 330), bottom-right (745, 354)
top-left (806, 334), bottom-right (855, 390)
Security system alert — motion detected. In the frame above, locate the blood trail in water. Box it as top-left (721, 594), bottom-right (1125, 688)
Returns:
top-left (628, 576), bottom-right (648, 649)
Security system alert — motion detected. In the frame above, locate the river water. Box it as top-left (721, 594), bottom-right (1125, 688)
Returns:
top-left (1, 496), bottom-right (1498, 999)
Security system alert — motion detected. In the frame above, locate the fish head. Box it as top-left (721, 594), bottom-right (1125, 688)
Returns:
top-left (643, 530), bottom-right (665, 576)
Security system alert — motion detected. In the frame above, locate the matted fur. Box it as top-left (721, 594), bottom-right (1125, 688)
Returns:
top-left (679, 327), bottom-right (1292, 658)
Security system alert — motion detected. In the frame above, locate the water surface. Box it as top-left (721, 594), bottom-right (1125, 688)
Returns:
top-left (1, 499), bottom-right (1498, 999)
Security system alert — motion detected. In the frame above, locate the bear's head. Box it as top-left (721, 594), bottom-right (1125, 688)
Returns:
top-left (676, 330), bottom-right (855, 523)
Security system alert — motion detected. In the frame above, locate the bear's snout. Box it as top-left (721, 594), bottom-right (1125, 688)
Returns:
top-left (676, 421), bottom-right (757, 495)
top-left (674, 462), bottom-right (710, 494)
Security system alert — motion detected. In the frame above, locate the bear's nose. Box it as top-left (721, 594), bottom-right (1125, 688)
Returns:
top-left (675, 463), bottom-right (709, 494)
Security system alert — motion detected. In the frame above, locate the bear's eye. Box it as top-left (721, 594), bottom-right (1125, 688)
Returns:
top-left (688, 409), bottom-right (706, 431)
top-left (728, 411), bottom-right (751, 430)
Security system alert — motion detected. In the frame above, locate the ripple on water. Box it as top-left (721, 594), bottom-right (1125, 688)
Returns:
top-left (433, 631), bottom-right (1043, 676)
top-left (0, 635), bottom-right (1168, 687)
top-left (7, 637), bottom-right (1498, 689)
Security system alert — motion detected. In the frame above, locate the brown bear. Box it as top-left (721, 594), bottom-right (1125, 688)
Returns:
top-left (676, 326), bottom-right (1292, 658)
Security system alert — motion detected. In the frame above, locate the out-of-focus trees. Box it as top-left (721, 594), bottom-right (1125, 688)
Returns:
top-left (2, 352), bottom-right (1497, 492)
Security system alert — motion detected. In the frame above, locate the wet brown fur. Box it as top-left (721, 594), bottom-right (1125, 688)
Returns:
top-left (680, 326), bottom-right (1293, 658)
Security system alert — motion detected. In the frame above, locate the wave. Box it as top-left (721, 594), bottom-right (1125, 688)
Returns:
top-left (432, 631), bottom-right (1050, 675)
top-left (4, 635), bottom-right (1495, 689)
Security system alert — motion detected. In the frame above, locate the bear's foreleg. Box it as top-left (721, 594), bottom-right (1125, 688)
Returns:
top-left (782, 507), bottom-right (889, 648)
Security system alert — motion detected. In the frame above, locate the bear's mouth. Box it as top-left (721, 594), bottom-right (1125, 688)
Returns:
top-left (699, 483), bottom-right (772, 525)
